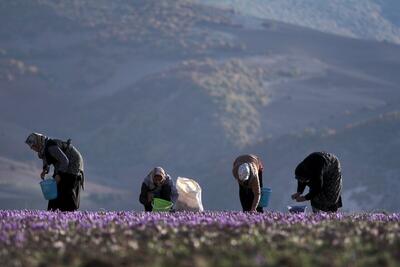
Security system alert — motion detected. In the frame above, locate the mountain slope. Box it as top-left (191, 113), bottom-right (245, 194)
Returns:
top-left (249, 111), bottom-right (400, 212)
top-left (0, 0), bottom-right (399, 211)
top-left (201, 0), bottom-right (400, 44)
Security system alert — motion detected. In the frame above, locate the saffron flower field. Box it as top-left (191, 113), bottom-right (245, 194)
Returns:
top-left (0, 211), bottom-right (399, 267)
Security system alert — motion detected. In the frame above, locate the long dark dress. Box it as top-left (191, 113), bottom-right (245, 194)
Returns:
top-left (239, 169), bottom-right (263, 212)
top-left (295, 152), bottom-right (343, 212)
top-left (43, 139), bottom-right (84, 211)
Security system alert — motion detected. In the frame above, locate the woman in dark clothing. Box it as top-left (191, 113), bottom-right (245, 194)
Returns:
top-left (139, 167), bottom-right (178, 211)
top-left (292, 152), bottom-right (343, 213)
top-left (25, 133), bottom-right (84, 211)
top-left (232, 154), bottom-right (264, 212)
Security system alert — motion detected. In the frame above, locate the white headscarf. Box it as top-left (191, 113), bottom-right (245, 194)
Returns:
top-left (238, 163), bottom-right (250, 181)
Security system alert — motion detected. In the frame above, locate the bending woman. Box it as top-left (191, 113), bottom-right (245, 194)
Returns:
top-left (139, 167), bottom-right (178, 211)
top-left (25, 133), bottom-right (84, 211)
top-left (232, 154), bottom-right (264, 212)
top-left (292, 152), bottom-right (343, 213)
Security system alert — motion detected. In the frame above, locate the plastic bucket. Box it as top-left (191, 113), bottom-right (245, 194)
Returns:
top-left (40, 179), bottom-right (58, 200)
top-left (152, 198), bottom-right (173, 212)
top-left (258, 187), bottom-right (272, 207)
top-left (288, 205), bottom-right (307, 213)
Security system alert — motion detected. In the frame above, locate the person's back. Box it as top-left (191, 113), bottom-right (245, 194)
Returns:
top-left (44, 138), bottom-right (84, 177)
top-left (293, 152), bottom-right (342, 212)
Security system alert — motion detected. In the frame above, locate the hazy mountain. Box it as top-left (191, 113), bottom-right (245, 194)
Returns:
top-left (0, 0), bottom-right (399, 211)
top-left (200, 0), bottom-right (400, 44)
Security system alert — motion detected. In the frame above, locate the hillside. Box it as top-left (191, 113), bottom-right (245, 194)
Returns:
top-left (248, 111), bottom-right (400, 212)
top-left (0, 156), bottom-right (129, 210)
top-left (201, 0), bottom-right (400, 44)
top-left (0, 0), bottom-right (399, 211)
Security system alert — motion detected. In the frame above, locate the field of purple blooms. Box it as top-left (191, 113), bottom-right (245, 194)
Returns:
top-left (0, 211), bottom-right (399, 267)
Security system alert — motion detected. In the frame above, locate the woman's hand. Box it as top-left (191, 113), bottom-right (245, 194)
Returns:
top-left (40, 170), bottom-right (46, 179)
top-left (291, 192), bottom-right (301, 200)
top-left (54, 175), bottom-right (61, 184)
top-left (295, 196), bottom-right (307, 202)
top-left (147, 192), bottom-right (153, 203)
top-left (245, 209), bottom-right (257, 213)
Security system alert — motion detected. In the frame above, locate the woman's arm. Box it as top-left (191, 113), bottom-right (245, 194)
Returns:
top-left (297, 181), bottom-right (307, 194)
top-left (296, 153), bottom-right (324, 200)
top-left (304, 168), bottom-right (324, 200)
top-left (139, 183), bottom-right (150, 205)
top-left (250, 174), bottom-right (261, 211)
top-left (40, 158), bottom-right (50, 179)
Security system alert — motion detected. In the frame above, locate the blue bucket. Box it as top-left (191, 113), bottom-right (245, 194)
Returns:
top-left (40, 179), bottom-right (58, 200)
top-left (258, 187), bottom-right (272, 207)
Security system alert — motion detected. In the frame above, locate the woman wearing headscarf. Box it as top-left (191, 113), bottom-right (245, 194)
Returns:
top-left (25, 133), bottom-right (84, 211)
top-left (139, 167), bottom-right (178, 211)
top-left (232, 154), bottom-right (264, 212)
top-left (291, 152), bottom-right (343, 213)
